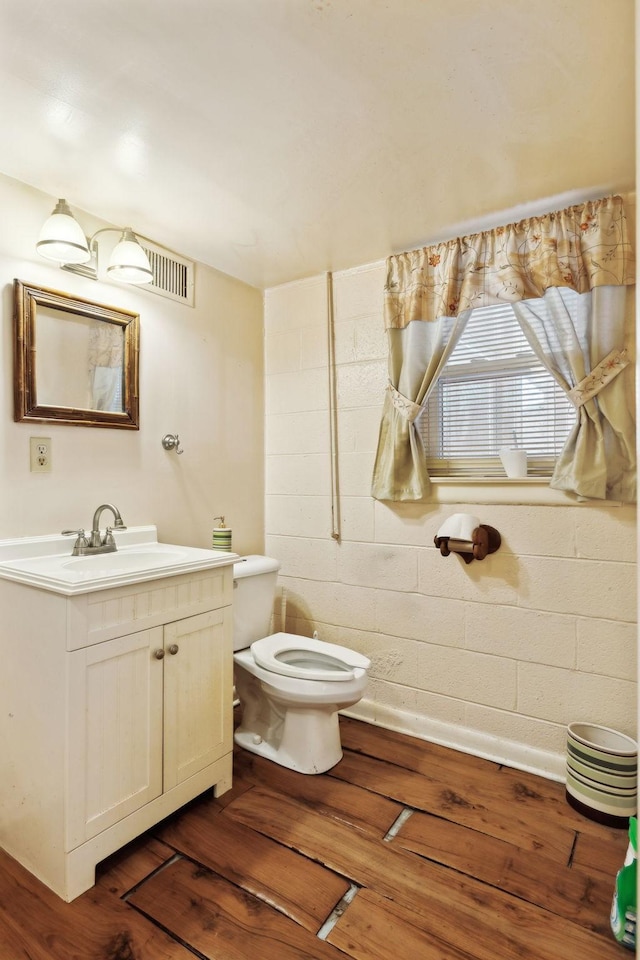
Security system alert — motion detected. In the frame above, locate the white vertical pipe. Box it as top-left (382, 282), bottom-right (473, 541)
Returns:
top-left (326, 272), bottom-right (341, 541)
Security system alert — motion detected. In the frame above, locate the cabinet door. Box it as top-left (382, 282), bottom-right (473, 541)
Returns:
top-left (67, 627), bottom-right (164, 848)
top-left (163, 608), bottom-right (233, 791)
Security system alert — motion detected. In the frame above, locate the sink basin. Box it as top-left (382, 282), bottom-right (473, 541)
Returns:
top-left (62, 546), bottom-right (188, 577)
top-left (0, 526), bottom-right (238, 595)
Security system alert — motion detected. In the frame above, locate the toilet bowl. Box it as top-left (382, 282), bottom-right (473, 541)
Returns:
top-left (251, 632), bottom-right (370, 682)
top-left (232, 557), bottom-right (370, 774)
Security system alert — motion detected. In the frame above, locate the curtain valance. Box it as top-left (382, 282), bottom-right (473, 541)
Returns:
top-left (384, 194), bottom-right (634, 330)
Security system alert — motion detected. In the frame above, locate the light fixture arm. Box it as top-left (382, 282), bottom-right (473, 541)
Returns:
top-left (76, 228), bottom-right (122, 268)
top-left (87, 226), bottom-right (120, 247)
top-left (86, 226), bottom-right (143, 247)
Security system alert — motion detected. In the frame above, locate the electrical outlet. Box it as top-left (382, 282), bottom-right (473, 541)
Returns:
top-left (30, 436), bottom-right (52, 473)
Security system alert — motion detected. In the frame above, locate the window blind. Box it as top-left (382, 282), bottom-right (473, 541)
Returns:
top-left (418, 300), bottom-right (577, 478)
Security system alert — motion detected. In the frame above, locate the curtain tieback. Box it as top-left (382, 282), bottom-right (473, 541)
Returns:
top-left (568, 347), bottom-right (630, 408)
top-left (387, 382), bottom-right (423, 422)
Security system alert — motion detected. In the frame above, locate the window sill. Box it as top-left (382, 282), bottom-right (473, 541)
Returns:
top-left (429, 477), bottom-right (621, 507)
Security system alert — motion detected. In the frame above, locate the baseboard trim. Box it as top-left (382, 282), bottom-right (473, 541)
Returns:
top-left (341, 698), bottom-right (566, 783)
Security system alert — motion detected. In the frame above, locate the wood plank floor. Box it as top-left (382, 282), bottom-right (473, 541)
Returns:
top-left (0, 716), bottom-right (630, 959)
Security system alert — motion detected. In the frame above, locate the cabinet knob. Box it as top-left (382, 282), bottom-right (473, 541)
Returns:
top-left (153, 648), bottom-right (165, 660)
top-left (168, 644), bottom-right (179, 656)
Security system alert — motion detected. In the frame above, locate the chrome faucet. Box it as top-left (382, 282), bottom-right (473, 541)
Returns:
top-left (62, 503), bottom-right (127, 556)
top-left (89, 503), bottom-right (127, 548)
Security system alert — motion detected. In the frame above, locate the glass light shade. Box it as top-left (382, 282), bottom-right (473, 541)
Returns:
top-left (36, 199), bottom-right (91, 264)
top-left (107, 228), bottom-right (153, 284)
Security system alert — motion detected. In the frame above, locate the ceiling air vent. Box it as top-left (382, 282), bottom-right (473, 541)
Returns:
top-left (139, 240), bottom-right (195, 307)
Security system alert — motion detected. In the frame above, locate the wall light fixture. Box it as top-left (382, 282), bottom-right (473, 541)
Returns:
top-left (36, 199), bottom-right (153, 285)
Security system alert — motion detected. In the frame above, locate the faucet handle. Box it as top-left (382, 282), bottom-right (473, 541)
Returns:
top-left (61, 529), bottom-right (89, 556)
top-left (104, 526), bottom-right (116, 546)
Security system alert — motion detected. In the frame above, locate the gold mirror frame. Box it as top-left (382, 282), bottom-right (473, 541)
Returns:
top-left (13, 279), bottom-right (140, 429)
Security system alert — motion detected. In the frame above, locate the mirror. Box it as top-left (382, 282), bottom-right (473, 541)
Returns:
top-left (13, 279), bottom-right (140, 429)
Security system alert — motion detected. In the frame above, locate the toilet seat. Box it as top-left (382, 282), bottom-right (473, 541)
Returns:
top-left (251, 632), bottom-right (371, 682)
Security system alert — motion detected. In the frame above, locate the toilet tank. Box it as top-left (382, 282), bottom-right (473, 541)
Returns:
top-left (232, 555), bottom-right (281, 652)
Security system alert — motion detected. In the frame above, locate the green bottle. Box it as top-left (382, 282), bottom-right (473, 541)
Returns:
top-left (611, 816), bottom-right (637, 950)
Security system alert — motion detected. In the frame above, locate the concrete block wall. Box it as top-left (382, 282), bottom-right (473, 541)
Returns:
top-left (264, 263), bottom-right (637, 780)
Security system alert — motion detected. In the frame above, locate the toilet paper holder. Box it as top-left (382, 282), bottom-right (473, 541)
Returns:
top-left (434, 513), bottom-right (501, 564)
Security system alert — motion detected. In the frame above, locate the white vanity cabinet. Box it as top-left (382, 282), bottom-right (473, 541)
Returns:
top-left (0, 561), bottom-right (234, 901)
top-left (67, 607), bottom-right (230, 847)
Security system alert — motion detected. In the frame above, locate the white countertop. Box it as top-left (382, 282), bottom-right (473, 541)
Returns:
top-left (0, 525), bottom-right (238, 596)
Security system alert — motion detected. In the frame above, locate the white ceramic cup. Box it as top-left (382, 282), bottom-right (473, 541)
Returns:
top-left (499, 448), bottom-right (527, 478)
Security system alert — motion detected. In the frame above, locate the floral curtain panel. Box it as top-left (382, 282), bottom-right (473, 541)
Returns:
top-left (513, 286), bottom-right (636, 502)
top-left (371, 313), bottom-right (470, 500)
top-left (372, 195), bottom-right (635, 501)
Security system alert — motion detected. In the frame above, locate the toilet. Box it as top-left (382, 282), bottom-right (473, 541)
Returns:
top-left (232, 555), bottom-right (370, 774)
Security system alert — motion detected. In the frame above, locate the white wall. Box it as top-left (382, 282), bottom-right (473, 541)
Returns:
top-left (265, 263), bottom-right (638, 779)
top-left (0, 174), bottom-right (265, 555)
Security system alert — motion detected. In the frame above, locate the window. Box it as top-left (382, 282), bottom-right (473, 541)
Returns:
top-left (418, 297), bottom-right (577, 478)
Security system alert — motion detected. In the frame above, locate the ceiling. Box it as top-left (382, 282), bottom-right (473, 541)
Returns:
top-left (0, 0), bottom-right (634, 290)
